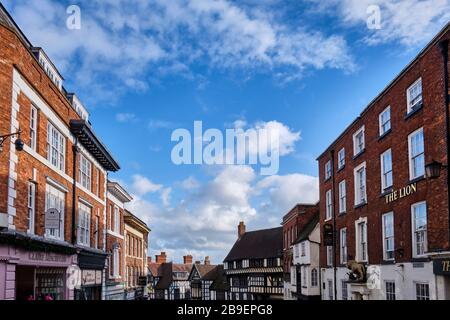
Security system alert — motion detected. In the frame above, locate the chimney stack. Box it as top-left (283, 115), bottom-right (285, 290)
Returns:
top-left (204, 256), bottom-right (211, 265)
top-left (238, 221), bottom-right (246, 238)
top-left (147, 256), bottom-right (152, 264)
top-left (183, 255), bottom-right (193, 264)
top-left (155, 252), bottom-right (167, 264)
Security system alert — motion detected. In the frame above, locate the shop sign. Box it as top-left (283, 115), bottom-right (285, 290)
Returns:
top-left (45, 208), bottom-right (61, 230)
top-left (433, 258), bottom-right (450, 276)
top-left (138, 276), bottom-right (148, 286)
top-left (29, 252), bottom-right (67, 263)
top-left (82, 270), bottom-right (97, 286)
top-left (385, 183), bottom-right (417, 204)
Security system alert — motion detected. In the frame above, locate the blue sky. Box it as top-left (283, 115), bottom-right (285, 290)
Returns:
top-left (3, 0), bottom-right (449, 264)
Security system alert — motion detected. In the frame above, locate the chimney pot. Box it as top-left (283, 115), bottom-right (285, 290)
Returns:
top-left (183, 255), bottom-right (193, 264)
top-left (238, 221), bottom-right (246, 238)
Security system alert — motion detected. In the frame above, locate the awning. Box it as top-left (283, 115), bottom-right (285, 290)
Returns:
top-left (77, 248), bottom-right (108, 270)
top-left (70, 120), bottom-right (120, 172)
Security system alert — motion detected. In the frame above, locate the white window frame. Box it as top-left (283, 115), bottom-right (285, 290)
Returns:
top-left (340, 228), bottom-right (347, 264)
top-left (379, 106), bottom-right (391, 136)
top-left (381, 149), bottom-right (393, 192)
top-left (408, 128), bottom-right (425, 180)
top-left (411, 201), bottom-right (427, 258)
top-left (385, 281), bottom-right (396, 300)
top-left (27, 182), bottom-right (36, 234)
top-left (79, 154), bottom-right (92, 191)
top-left (338, 148), bottom-right (345, 169)
top-left (382, 212), bottom-right (395, 261)
top-left (45, 183), bottom-right (65, 240)
top-left (415, 282), bottom-right (430, 300)
top-left (353, 126), bottom-right (365, 156)
top-left (47, 122), bottom-right (66, 172)
top-left (341, 280), bottom-right (348, 300)
top-left (326, 246), bottom-right (333, 267)
top-left (407, 78), bottom-right (423, 114)
top-left (338, 180), bottom-right (346, 214)
top-left (354, 162), bottom-right (367, 206)
top-left (301, 242), bottom-right (306, 257)
top-left (325, 190), bottom-right (333, 221)
top-left (77, 201), bottom-right (91, 247)
top-left (311, 269), bottom-right (318, 287)
top-left (328, 280), bottom-right (333, 300)
top-left (30, 104), bottom-right (38, 151)
top-left (355, 217), bottom-right (368, 263)
top-left (114, 206), bottom-right (120, 234)
top-left (325, 160), bottom-right (332, 180)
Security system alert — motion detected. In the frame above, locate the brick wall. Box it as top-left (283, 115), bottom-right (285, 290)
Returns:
top-left (318, 28), bottom-right (450, 267)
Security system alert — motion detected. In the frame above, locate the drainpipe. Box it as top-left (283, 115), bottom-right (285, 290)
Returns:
top-left (439, 39), bottom-right (450, 249)
top-left (71, 140), bottom-right (79, 245)
top-left (330, 149), bottom-right (338, 300)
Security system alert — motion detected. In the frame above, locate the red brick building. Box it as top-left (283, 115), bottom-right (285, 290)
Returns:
top-left (318, 23), bottom-right (450, 300)
top-left (281, 203), bottom-right (319, 299)
top-left (104, 181), bottom-right (133, 300)
top-left (0, 4), bottom-right (119, 300)
top-left (124, 210), bottom-right (150, 299)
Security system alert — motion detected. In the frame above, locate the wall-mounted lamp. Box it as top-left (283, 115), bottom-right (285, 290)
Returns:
top-left (425, 160), bottom-right (447, 179)
top-left (0, 130), bottom-right (24, 152)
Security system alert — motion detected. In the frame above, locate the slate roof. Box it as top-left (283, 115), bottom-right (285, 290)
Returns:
top-left (293, 213), bottom-right (320, 244)
top-left (224, 227), bottom-right (283, 262)
top-left (154, 263), bottom-right (193, 290)
top-left (148, 263), bottom-right (163, 277)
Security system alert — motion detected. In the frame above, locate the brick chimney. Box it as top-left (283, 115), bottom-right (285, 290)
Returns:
top-left (204, 256), bottom-right (211, 265)
top-left (155, 252), bottom-right (167, 264)
top-left (238, 221), bottom-right (246, 238)
top-left (147, 256), bottom-right (152, 264)
top-left (183, 255), bottom-right (193, 264)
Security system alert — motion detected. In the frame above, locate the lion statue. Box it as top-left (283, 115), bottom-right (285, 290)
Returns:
top-left (346, 260), bottom-right (366, 282)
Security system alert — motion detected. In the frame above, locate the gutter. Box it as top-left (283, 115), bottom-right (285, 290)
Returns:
top-left (439, 39), bottom-right (450, 250)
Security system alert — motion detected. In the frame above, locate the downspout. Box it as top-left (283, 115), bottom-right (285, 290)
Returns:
top-left (71, 140), bottom-right (79, 245)
top-left (439, 39), bottom-right (450, 249)
top-left (330, 149), bottom-right (338, 300)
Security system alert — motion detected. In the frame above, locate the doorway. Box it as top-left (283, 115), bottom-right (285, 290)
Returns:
top-left (16, 266), bottom-right (35, 300)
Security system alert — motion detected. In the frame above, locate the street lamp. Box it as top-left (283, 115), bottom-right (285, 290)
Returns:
top-left (0, 131), bottom-right (24, 152)
top-left (425, 160), bottom-right (446, 179)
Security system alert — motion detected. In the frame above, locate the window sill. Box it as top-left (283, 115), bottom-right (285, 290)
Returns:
top-left (337, 165), bottom-right (345, 173)
top-left (354, 202), bottom-right (367, 209)
top-left (324, 218), bottom-right (332, 223)
top-left (338, 211), bottom-right (346, 217)
top-left (352, 149), bottom-right (366, 160)
top-left (381, 260), bottom-right (395, 265)
top-left (409, 175), bottom-right (425, 184)
top-left (324, 177), bottom-right (332, 183)
top-left (404, 103), bottom-right (423, 120)
top-left (378, 129), bottom-right (392, 141)
top-left (380, 188), bottom-right (393, 198)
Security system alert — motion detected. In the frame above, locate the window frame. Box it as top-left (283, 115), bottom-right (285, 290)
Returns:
top-left (114, 206), bottom-right (120, 234)
top-left (47, 122), bottom-right (66, 172)
top-left (325, 190), bottom-right (333, 221)
top-left (338, 148), bottom-right (345, 169)
top-left (407, 78), bottom-right (423, 114)
top-left (382, 212), bottom-right (395, 261)
top-left (79, 153), bottom-right (92, 191)
top-left (325, 160), bottom-right (332, 180)
top-left (379, 106), bottom-right (391, 136)
top-left (380, 149), bottom-right (393, 192)
top-left (326, 246), bottom-right (333, 267)
top-left (27, 182), bottom-right (36, 234)
top-left (355, 218), bottom-right (368, 263)
top-left (411, 201), bottom-right (427, 258)
top-left (354, 162), bottom-right (367, 206)
top-left (408, 127), bottom-right (425, 180)
top-left (353, 126), bottom-right (365, 156)
top-left (77, 201), bottom-right (91, 247)
top-left (385, 281), bottom-right (396, 300)
top-left (30, 104), bottom-right (38, 151)
top-left (45, 183), bottom-right (66, 241)
top-left (415, 282), bottom-right (430, 300)
top-left (338, 180), bottom-right (346, 214)
top-left (340, 228), bottom-right (347, 264)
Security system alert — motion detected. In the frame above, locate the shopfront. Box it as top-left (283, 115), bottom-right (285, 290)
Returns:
top-left (0, 231), bottom-right (78, 300)
top-left (433, 257), bottom-right (450, 299)
top-left (75, 248), bottom-right (107, 300)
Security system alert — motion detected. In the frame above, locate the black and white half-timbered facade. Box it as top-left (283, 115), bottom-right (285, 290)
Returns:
top-left (189, 263), bottom-right (218, 300)
top-left (224, 223), bottom-right (284, 300)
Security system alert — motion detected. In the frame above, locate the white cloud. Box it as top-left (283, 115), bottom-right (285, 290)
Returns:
top-left (148, 120), bottom-right (178, 130)
top-left (160, 187), bottom-right (172, 207)
top-left (126, 166), bottom-right (319, 263)
top-left (308, 0), bottom-right (450, 46)
top-left (116, 113), bottom-right (137, 123)
top-left (4, 0), bottom-right (355, 104)
top-left (131, 174), bottom-right (163, 196)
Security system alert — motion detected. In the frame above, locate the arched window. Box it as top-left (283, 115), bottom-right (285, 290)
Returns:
top-left (311, 268), bottom-right (318, 287)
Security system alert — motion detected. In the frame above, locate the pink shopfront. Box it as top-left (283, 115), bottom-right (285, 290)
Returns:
top-left (0, 241), bottom-right (78, 300)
